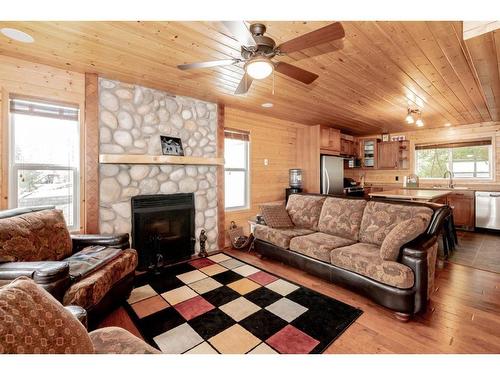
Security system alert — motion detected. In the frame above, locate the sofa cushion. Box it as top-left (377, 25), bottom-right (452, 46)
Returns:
top-left (330, 243), bottom-right (414, 289)
top-left (0, 209), bottom-right (72, 262)
top-left (63, 249), bottom-right (137, 309)
top-left (380, 217), bottom-right (429, 261)
top-left (359, 201), bottom-right (433, 246)
top-left (289, 232), bottom-right (355, 262)
top-left (286, 194), bottom-right (326, 230)
top-left (89, 327), bottom-right (160, 354)
top-left (260, 204), bottom-right (293, 228)
top-left (318, 197), bottom-right (367, 240)
top-left (0, 277), bottom-right (94, 354)
top-left (254, 224), bottom-right (314, 249)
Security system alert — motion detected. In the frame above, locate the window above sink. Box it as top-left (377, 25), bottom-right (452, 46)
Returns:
top-left (415, 139), bottom-right (493, 180)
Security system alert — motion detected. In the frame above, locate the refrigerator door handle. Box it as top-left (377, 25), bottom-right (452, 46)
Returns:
top-left (324, 168), bottom-right (330, 194)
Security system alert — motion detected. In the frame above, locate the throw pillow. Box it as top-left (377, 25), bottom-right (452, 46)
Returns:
top-left (0, 277), bottom-right (94, 354)
top-left (380, 217), bottom-right (428, 261)
top-left (260, 204), bottom-right (294, 228)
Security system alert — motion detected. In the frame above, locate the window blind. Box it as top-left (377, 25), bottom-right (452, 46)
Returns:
top-left (224, 128), bottom-right (250, 141)
top-left (415, 139), bottom-right (491, 150)
top-left (10, 97), bottom-right (79, 122)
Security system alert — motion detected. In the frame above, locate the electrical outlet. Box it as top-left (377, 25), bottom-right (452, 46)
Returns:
top-left (264, 159), bottom-right (269, 166)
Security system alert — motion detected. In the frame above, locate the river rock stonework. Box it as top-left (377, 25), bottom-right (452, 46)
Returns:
top-left (98, 78), bottom-right (219, 252)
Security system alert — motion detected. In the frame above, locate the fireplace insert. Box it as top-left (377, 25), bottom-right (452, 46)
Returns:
top-left (131, 193), bottom-right (195, 271)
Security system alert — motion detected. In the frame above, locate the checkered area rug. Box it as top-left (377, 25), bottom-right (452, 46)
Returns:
top-left (125, 253), bottom-right (362, 354)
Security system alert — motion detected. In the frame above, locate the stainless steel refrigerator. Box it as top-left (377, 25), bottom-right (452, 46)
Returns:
top-left (320, 155), bottom-right (344, 195)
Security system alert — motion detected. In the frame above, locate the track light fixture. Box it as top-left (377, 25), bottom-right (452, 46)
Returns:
top-left (405, 107), bottom-right (424, 127)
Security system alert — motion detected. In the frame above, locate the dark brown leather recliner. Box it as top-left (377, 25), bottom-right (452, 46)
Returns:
top-left (0, 206), bottom-right (137, 327)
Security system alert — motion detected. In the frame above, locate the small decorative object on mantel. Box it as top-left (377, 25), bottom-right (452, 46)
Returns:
top-left (382, 133), bottom-right (390, 142)
top-left (199, 229), bottom-right (208, 258)
top-left (228, 221), bottom-right (254, 252)
top-left (160, 135), bottom-right (184, 156)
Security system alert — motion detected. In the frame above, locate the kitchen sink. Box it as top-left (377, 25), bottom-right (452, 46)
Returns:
top-left (431, 185), bottom-right (470, 190)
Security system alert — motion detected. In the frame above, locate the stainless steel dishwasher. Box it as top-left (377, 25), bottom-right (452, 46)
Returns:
top-left (475, 191), bottom-right (500, 230)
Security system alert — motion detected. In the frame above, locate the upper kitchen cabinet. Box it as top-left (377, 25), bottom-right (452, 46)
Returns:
top-left (340, 136), bottom-right (358, 157)
top-left (320, 126), bottom-right (341, 155)
top-left (360, 138), bottom-right (379, 168)
top-left (377, 140), bottom-right (410, 169)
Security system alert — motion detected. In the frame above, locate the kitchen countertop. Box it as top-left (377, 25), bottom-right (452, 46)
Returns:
top-left (368, 189), bottom-right (451, 201)
top-left (363, 183), bottom-right (500, 193)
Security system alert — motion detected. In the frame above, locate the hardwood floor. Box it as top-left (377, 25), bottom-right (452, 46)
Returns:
top-left (100, 248), bottom-right (500, 354)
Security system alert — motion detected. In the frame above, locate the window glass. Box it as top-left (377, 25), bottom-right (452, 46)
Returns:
top-left (10, 98), bottom-right (80, 229)
top-left (224, 137), bottom-right (249, 210)
top-left (415, 144), bottom-right (491, 179)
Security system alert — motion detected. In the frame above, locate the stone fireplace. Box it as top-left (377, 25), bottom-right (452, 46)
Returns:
top-left (98, 78), bottom-right (219, 254)
top-left (131, 193), bottom-right (195, 270)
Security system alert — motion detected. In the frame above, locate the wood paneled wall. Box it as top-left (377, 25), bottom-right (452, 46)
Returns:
top-left (0, 56), bottom-right (86, 226)
top-left (224, 107), bottom-right (308, 242)
top-left (345, 122), bottom-right (500, 188)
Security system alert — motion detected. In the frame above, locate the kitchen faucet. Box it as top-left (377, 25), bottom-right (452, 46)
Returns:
top-left (443, 170), bottom-right (454, 188)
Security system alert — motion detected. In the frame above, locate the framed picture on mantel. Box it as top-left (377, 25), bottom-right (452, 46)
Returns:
top-left (160, 135), bottom-right (184, 156)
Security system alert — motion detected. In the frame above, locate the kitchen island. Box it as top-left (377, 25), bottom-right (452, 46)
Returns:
top-left (368, 189), bottom-right (450, 202)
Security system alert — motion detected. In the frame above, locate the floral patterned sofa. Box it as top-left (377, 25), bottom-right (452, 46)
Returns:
top-left (0, 206), bottom-right (137, 327)
top-left (254, 194), bottom-right (449, 320)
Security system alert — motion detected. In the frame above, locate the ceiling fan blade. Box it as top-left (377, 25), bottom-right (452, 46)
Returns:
top-left (222, 21), bottom-right (258, 47)
top-left (177, 59), bottom-right (239, 70)
top-left (278, 22), bottom-right (345, 54)
top-left (234, 74), bottom-right (253, 95)
top-left (275, 62), bottom-right (319, 84)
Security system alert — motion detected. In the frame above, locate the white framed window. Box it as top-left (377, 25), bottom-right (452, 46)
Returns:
top-left (415, 139), bottom-right (493, 179)
top-left (9, 97), bottom-right (80, 230)
top-left (224, 129), bottom-right (250, 210)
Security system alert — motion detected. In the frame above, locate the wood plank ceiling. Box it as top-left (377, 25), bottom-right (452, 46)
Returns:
top-left (0, 21), bottom-right (498, 135)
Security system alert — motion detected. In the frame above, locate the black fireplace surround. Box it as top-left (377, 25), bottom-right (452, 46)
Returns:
top-left (131, 193), bottom-right (195, 271)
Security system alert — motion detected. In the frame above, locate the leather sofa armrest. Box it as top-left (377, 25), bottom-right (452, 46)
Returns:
top-left (401, 233), bottom-right (437, 260)
top-left (0, 261), bottom-right (69, 283)
top-left (65, 305), bottom-right (88, 329)
top-left (71, 233), bottom-right (130, 253)
top-left (400, 233), bottom-right (438, 314)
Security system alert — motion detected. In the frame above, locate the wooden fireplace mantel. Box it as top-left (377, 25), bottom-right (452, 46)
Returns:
top-left (99, 154), bottom-right (224, 166)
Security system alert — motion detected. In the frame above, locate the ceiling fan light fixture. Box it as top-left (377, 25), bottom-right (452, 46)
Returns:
top-left (0, 28), bottom-right (34, 43)
top-left (416, 118), bottom-right (424, 127)
top-left (245, 57), bottom-right (273, 80)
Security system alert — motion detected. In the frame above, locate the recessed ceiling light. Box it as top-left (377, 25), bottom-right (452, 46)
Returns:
top-left (444, 123), bottom-right (451, 127)
top-left (1, 28), bottom-right (34, 43)
top-left (261, 102), bottom-right (273, 108)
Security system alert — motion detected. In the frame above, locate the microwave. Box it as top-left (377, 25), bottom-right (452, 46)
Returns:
top-left (346, 158), bottom-right (362, 168)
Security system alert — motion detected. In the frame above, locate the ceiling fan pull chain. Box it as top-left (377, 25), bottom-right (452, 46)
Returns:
top-left (272, 70), bottom-right (275, 95)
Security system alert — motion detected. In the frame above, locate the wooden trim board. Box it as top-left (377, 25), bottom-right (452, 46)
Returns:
top-left (99, 154), bottom-right (224, 166)
top-left (216, 103), bottom-right (226, 250)
top-left (84, 73), bottom-right (99, 233)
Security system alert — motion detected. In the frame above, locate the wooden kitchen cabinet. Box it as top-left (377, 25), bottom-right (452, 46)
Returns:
top-left (320, 126), bottom-right (341, 154)
top-left (447, 191), bottom-right (474, 230)
top-left (377, 142), bottom-right (399, 169)
top-left (377, 140), bottom-right (410, 169)
top-left (360, 138), bottom-right (379, 168)
top-left (340, 138), bottom-right (356, 157)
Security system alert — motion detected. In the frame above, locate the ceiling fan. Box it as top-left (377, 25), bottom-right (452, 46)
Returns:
top-left (177, 21), bottom-right (345, 95)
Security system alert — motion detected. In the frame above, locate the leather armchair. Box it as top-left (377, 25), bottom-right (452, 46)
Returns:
top-left (0, 206), bottom-right (137, 327)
